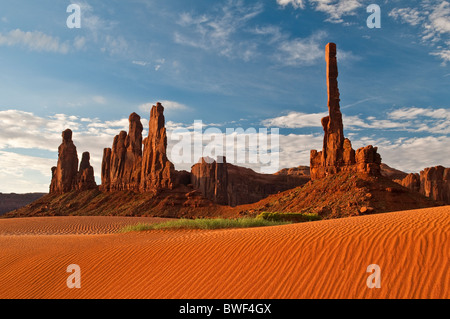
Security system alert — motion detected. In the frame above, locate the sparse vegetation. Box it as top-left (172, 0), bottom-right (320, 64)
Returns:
top-left (121, 217), bottom-right (291, 232)
top-left (257, 212), bottom-right (321, 222)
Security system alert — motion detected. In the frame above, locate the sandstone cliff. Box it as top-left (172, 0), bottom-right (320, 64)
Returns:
top-left (394, 166), bottom-right (449, 204)
top-left (191, 157), bottom-right (310, 207)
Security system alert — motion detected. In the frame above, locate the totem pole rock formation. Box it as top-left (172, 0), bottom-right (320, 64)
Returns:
top-left (50, 129), bottom-right (79, 193)
top-left (310, 43), bottom-right (381, 180)
top-left (101, 103), bottom-right (176, 192)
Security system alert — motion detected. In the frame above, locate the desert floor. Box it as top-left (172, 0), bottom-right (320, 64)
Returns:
top-left (0, 207), bottom-right (448, 299)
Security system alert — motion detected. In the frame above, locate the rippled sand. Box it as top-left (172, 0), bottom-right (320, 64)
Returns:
top-left (0, 207), bottom-right (448, 299)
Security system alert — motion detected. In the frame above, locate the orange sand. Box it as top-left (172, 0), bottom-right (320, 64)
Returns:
top-left (0, 207), bottom-right (448, 299)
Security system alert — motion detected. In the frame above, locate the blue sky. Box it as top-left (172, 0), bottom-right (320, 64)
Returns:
top-left (0, 0), bottom-right (449, 192)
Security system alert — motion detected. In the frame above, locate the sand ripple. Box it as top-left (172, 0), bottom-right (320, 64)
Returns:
top-left (0, 207), bottom-right (448, 299)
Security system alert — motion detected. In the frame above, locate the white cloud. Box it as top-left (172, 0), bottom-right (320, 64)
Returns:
top-left (73, 36), bottom-right (86, 50)
top-left (389, 8), bottom-right (424, 26)
top-left (276, 0), bottom-right (364, 24)
top-left (0, 151), bottom-right (53, 193)
top-left (353, 135), bottom-right (450, 173)
top-left (92, 96), bottom-right (107, 105)
top-left (389, 2), bottom-right (450, 64)
top-left (1, 107), bottom-right (449, 192)
top-left (0, 29), bottom-right (70, 54)
top-left (262, 111), bottom-right (326, 128)
top-left (276, 0), bottom-right (305, 9)
top-left (388, 107), bottom-right (450, 121)
top-left (132, 60), bottom-right (149, 66)
top-left (310, 0), bottom-right (363, 23)
top-left (430, 48), bottom-right (450, 64)
top-left (174, 0), bottom-right (263, 59)
top-left (261, 106), bottom-right (450, 134)
top-left (276, 31), bottom-right (326, 66)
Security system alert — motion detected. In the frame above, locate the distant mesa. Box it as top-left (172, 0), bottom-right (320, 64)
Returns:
top-left (191, 157), bottom-right (309, 207)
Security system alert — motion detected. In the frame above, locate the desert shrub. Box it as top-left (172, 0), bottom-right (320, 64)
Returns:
top-left (257, 212), bottom-right (321, 223)
top-left (121, 218), bottom-right (291, 232)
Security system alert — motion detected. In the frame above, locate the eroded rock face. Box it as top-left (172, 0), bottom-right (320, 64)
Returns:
top-left (105, 113), bottom-right (144, 191)
top-left (191, 157), bottom-right (309, 206)
top-left (77, 152), bottom-right (97, 191)
top-left (420, 166), bottom-right (450, 204)
top-left (101, 148), bottom-right (112, 191)
top-left (140, 103), bottom-right (175, 191)
top-left (310, 43), bottom-right (381, 180)
top-left (101, 104), bottom-right (176, 193)
top-left (50, 129), bottom-right (79, 193)
top-left (396, 173), bottom-right (420, 193)
top-left (394, 166), bottom-right (449, 204)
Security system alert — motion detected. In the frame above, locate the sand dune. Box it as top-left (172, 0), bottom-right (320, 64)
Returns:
top-left (0, 207), bottom-right (448, 299)
top-left (0, 216), bottom-right (173, 236)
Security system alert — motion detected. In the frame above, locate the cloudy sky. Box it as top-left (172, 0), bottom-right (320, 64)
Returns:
top-left (0, 0), bottom-right (449, 193)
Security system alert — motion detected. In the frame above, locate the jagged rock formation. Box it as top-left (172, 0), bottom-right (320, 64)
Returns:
top-left (77, 152), bottom-right (97, 191)
top-left (50, 129), bottom-right (79, 193)
top-left (140, 103), bottom-right (176, 191)
top-left (394, 166), bottom-right (449, 204)
top-left (191, 157), bottom-right (310, 207)
top-left (395, 173), bottom-right (420, 193)
top-left (101, 103), bottom-right (176, 193)
top-left (420, 166), bottom-right (450, 204)
top-left (310, 43), bottom-right (381, 180)
top-left (102, 113), bottom-right (143, 191)
top-left (191, 157), bottom-right (228, 205)
top-left (50, 129), bottom-right (98, 194)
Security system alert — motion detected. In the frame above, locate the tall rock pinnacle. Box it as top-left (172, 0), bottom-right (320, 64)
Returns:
top-left (100, 104), bottom-right (176, 192)
top-left (102, 113), bottom-right (143, 191)
top-left (310, 43), bottom-right (381, 180)
top-left (50, 129), bottom-right (79, 193)
top-left (140, 102), bottom-right (175, 191)
top-left (324, 43), bottom-right (345, 169)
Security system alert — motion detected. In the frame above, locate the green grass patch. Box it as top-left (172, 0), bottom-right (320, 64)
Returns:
top-left (257, 212), bottom-right (321, 222)
top-left (121, 217), bottom-right (291, 232)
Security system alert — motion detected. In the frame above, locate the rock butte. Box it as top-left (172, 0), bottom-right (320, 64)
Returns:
top-left (396, 166), bottom-right (450, 204)
top-left (47, 43), bottom-right (448, 207)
